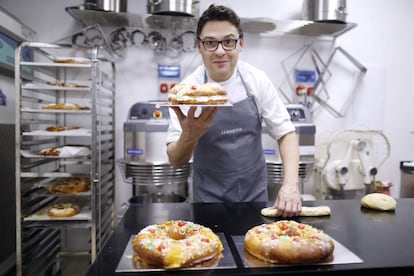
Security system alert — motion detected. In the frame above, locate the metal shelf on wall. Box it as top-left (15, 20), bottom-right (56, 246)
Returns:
top-left (66, 6), bottom-right (198, 30)
top-left (66, 6), bottom-right (356, 37)
top-left (276, 20), bottom-right (356, 37)
top-left (240, 17), bottom-right (357, 37)
top-left (64, 6), bottom-right (357, 61)
top-left (65, 7), bottom-right (199, 57)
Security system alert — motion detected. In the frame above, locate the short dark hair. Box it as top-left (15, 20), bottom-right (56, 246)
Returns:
top-left (196, 4), bottom-right (244, 39)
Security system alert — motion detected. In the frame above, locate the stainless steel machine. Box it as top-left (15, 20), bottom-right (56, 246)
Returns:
top-left (118, 101), bottom-right (191, 203)
top-left (261, 104), bottom-right (316, 200)
top-left (313, 129), bottom-right (390, 199)
top-left (120, 102), bottom-right (315, 203)
top-left (400, 161), bottom-right (414, 198)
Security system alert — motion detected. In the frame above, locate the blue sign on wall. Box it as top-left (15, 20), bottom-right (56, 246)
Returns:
top-left (295, 69), bottom-right (316, 83)
top-left (158, 65), bottom-right (180, 79)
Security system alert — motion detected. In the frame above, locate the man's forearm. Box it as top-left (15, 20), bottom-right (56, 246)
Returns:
top-left (167, 136), bottom-right (197, 168)
top-left (278, 131), bottom-right (300, 185)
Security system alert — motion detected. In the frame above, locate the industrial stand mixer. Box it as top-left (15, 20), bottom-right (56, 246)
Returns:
top-left (313, 129), bottom-right (390, 199)
top-left (118, 101), bottom-right (191, 204)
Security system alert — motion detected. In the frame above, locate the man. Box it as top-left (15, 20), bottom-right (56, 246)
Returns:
top-left (166, 4), bottom-right (301, 217)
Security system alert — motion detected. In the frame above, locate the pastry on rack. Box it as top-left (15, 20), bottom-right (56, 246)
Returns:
top-left (52, 57), bottom-right (90, 64)
top-left (39, 145), bottom-right (91, 157)
top-left (45, 126), bottom-right (81, 132)
top-left (47, 203), bottom-right (80, 217)
top-left (42, 102), bottom-right (90, 110)
top-left (46, 82), bottom-right (89, 88)
top-left (49, 177), bottom-right (91, 194)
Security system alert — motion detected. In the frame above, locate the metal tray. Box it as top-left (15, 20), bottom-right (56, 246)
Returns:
top-left (21, 147), bottom-right (91, 159)
top-left (23, 128), bottom-right (91, 136)
top-left (24, 202), bottom-right (91, 222)
top-left (157, 102), bottom-right (233, 107)
top-left (116, 233), bottom-right (237, 272)
top-left (231, 235), bottom-right (363, 267)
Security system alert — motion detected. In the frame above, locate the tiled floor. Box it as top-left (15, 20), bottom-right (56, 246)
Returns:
top-left (60, 255), bottom-right (91, 276)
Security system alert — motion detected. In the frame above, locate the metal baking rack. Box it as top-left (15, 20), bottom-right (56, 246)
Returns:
top-left (15, 42), bottom-right (116, 276)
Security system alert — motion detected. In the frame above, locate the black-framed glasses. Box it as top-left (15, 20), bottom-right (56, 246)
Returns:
top-left (198, 37), bottom-right (240, 51)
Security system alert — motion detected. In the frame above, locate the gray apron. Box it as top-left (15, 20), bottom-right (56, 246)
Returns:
top-left (192, 70), bottom-right (267, 202)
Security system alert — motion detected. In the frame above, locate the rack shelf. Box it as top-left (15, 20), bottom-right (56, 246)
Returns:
top-left (15, 42), bottom-right (116, 276)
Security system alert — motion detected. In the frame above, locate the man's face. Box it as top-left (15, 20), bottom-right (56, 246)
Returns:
top-left (198, 20), bottom-right (243, 82)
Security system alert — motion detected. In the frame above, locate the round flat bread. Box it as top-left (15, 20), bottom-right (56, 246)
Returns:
top-left (45, 126), bottom-right (81, 132)
top-left (47, 203), bottom-right (80, 217)
top-left (53, 57), bottom-right (90, 64)
top-left (40, 147), bottom-right (61, 156)
top-left (49, 177), bottom-right (91, 194)
top-left (360, 193), bottom-right (396, 211)
top-left (42, 103), bottom-right (90, 110)
top-left (261, 206), bottom-right (331, 217)
top-left (244, 220), bottom-right (334, 264)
